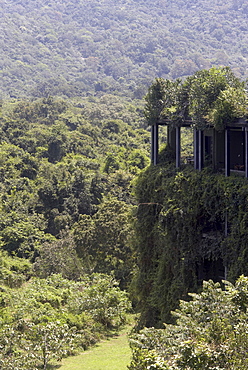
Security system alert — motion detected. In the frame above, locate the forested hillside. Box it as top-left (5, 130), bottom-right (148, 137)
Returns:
top-left (0, 95), bottom-right (148, 281)
top-left (0, 94), bottom-right (148, 367)
top-left (1, 0), bottom-right (248, 98)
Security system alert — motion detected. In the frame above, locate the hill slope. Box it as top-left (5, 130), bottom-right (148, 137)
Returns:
top-left (1, 0), bottom-right (247, 98)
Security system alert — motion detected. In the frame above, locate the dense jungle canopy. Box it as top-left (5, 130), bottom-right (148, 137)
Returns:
top-left (0, 95), bottom-right (149, 279)
top-left (1, 0), bottom-right (248, 98)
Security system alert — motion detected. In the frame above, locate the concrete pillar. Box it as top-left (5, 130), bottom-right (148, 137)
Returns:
top-left (245, 128), bottom-right (248, 178)
top-left (199, 130), bottom-right (203, 171)
top-left (151, 125), bottom-right (154, 164)
top-left (194, 128), bottom-right (199, 170)
top-left (154, 124), bottom-right (158, 165)
top-left (176, 126), bottom-right (181, 168)
top-left (225, 128), bottom-right (230, 177)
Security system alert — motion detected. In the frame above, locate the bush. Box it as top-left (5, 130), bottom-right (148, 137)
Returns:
top-left (129, 276), bottom-right (248, 370)
top-left (0, 273), bottom-right (131, 368)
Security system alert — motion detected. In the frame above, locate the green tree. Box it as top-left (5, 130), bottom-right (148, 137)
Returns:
top-left (26, 322), bottom-right (78, 370)
top-left (33, 234), bottom-right (83, 280)
top-left (73, 199), bottom-right (134, 287)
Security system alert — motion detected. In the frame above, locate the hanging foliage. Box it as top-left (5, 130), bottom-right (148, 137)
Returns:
top-left (132, 154), bottom-right (248, 327)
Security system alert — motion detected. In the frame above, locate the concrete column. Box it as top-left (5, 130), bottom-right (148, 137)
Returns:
top-left (194, 129), bottom-right (199, 170)
top-left (245, 128), bottom-right (248, 178)
top-left (225, 128), bottom-right (230, 177)
top-left (151, 125), bottom-right (154, 164)
top-left (153, 124), bottom-right (159, 165)
top-left (199, 130), bottom-right (203, 171)
top-left (176, 126), bottom-right (181, 168)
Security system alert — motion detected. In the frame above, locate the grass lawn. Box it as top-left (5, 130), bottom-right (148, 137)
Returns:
top-left (58, 324), bottom-right (132, 370)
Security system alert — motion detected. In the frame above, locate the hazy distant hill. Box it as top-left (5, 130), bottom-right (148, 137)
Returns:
top-left (1, 0), bottom-right (247, 98)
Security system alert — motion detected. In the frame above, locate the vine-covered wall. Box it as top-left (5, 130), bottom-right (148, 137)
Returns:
top-left (132, 148), bottom-right (248, 327)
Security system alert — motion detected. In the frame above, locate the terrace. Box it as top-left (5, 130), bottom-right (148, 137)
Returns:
top-left (151, 118), bottom-right (248, 177)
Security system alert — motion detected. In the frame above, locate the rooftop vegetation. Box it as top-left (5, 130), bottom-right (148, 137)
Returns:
top-left (145, 67), bottom-right (248, 131)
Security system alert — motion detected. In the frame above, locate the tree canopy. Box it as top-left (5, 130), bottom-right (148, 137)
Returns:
top-left (0, 94), bottom-right (149, 287)
top-left (1, 0), bottom-right (248, 98)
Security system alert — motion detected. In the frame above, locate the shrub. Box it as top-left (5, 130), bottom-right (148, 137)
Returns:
top-left (0, 273), bottom-right (131, 368)
top-left (129, 276), bottom-right (248, 370)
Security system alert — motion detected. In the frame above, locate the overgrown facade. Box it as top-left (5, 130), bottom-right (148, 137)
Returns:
top-left (133, 67), bottom-right (248, 327)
